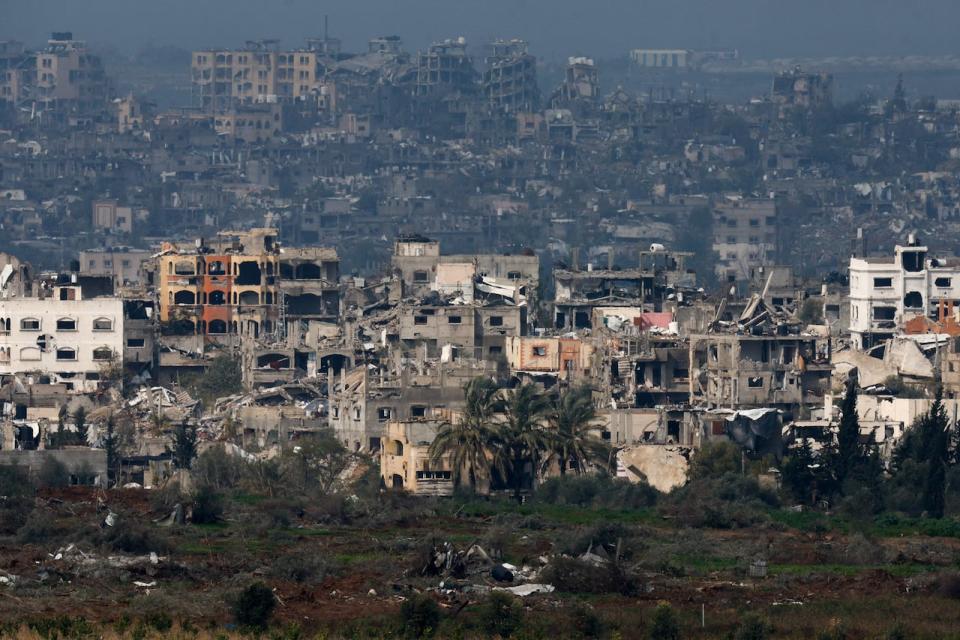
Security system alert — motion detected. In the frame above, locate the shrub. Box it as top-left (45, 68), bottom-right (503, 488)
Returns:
top-left (541, 556), bottom-right (638, 595)
top-left (536, 473), bottom-right (658, 509)
top-left (191, 486), bottom-right (224, 524)
top-left (270, 551), bottom-right (337, 585)
top-left (937, 572), bottom-right (960, 599)
top-left (37, 456), bottom-right (69, 488)
top-left (734, 613), bottom-right (770, 640)
top-left (102, 517), bottom-right (169, 554)
top-left (560, 521), bottom-right (633, 557)
top-left (16, 510), bottom-right (63, 544)
top-left (687, 441), bottom-right (742, 481)
top-left (399, 594), bottom-right (441, 638)
top-left (0, 465), bottom-right (35, 533)
top-left (570, 604), bottom-right (607, 638)
top-left (648, 603), bottom-right (680, 640)
top-left (478, 591), bottom-right (523, 638)
top-left (233, 582), bottom-right (276, 629)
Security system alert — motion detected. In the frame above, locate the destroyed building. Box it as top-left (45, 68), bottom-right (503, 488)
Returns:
top-left (712, 197), bottom-right (779, 284)
top-left (481, 39), bottom-right (538, 113)
top-left (553, 247), bottom-right (694, 330)
top-left (849, 234), bottom-right (960, 350)
top-left (155, 228), bottom-right (339, 343)
top-left (381, 418), bottom-right (454, 495)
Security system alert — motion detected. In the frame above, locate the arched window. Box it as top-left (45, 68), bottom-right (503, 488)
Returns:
top-left (20, 317), bottom-right (40, 331)
top-left (93, 317), bottom-right (113, 331)
top-left (56, 317), bottom-right (77, 331)
top-left (55, 347), bottom-right (77, 361)
top-left (19, 347), bottom-right (40, 361)
top-left (173, 290), bottom-right (196, 305)
top-left (208, 319), bottom-right (227, 334)
top-left (174, 261), bottom-right (195, 276)
top-left (208, 290), bottom-right (226, 305)
top-left (92, 347), bottom-right (114, 361)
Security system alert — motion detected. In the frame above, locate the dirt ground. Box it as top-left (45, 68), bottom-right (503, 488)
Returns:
top-left (1, 487), bottom-right (960, 639)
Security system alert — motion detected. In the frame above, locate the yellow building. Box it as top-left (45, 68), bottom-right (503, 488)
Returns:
top-left (381, 419), bottom-right (454, 496)
top-left (192, 40), bottom-right (322, 113)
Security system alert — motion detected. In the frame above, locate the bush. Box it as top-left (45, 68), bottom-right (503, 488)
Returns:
top-left (478, 591), bottom-right (523, 638)
top-left (399, 594), bottom-right (441, 638)
top-left (37, 456), bottom-right (69, 488)
top-left (559, 522), bottom-right (632, 557)
top-left (664, 473), bottom-right (779, 529)
top-left (937, 572), bottom-right (960, 599)
top-left (687, 442), bottom-right (742, 481)
top-left (233, 582), bottom-right (276, 630)
top-left (536, 473), bottom-right (658, 509)
top-left (0, 465), bottom-right (35, 534)
top-left (734, 613), bottom-right (770, 640)
top-left (570, 604), bottom-right (607, 638)
top-left (102, 517), bottom-right (169, 554)
top-left (191, 486), bottom-right (224, 524)
top-left (270, 551), bottom-right (338, 585)
top-left (540, 556), bottom-right (638, 595)
top-left (648, 603), bottom-right (680, 640)
top-left (16, 510), bottom-right (63, 544)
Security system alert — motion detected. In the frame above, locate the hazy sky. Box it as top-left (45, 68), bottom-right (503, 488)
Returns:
top-left (3, 0), bottom-right (958, 60)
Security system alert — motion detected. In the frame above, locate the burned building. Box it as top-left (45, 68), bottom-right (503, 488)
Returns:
top-left (415, 37), bottom-right (475, 97)
top-left (481, 39), bottom-right (538, 113)
top-left (553, 247), bottom-right (694, 330)
top-left (156, 228), bottom-right (339, 343)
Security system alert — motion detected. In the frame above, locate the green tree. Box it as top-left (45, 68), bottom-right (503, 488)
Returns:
top-left (922, 390), bottom-right (949, 518)
top-left (280, 431), bottom-right (349, 494)
top-left (497, 382), bottom-right (551, 501)
top-left (102, 413), bottom-right (121, 487)
top-left (429, 377), bottom-right (501, 490)
top-left (73, 406), bottom-right (87, 444)
top-left (834, 377), bottom-right (862, 487)
top-left (172, 422), bottom-right (197, 470)
top-left (781, 436), bottom-right (818, 505)
top-left (688, 441), bottom-right (741, 480)
top-left (545, 385), bottom-right (609, 475)
top-left (190, 354), bottom-right (243, 404)
top-left (648, 603), bottom-right (680, 640)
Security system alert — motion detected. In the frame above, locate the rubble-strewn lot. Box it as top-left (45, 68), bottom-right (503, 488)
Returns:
top-left (2, 482), bottom-right (960, 639)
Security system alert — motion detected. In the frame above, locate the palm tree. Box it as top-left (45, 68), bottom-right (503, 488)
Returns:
top-left (545, 385), bottom-right (609, 476)
top-left (429, 377), bottom-right (501, 491)
top-left (497, 382), bottom-right (551, 501)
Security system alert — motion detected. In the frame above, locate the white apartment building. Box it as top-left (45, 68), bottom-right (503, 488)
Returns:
top-left (849, 237), bottom-right (960, 349)
top-left (0, 284), bottom-right (124, 392)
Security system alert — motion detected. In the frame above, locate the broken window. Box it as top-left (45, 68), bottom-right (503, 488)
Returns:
top-left (873, 277), bottom-right (893, 288)
top-left (936, 277), bottom-right (952, 288)
top-left (411, 406), bottom-right (427, 418)
top-left (747, 377), bottom-right (764, 388)
top-left (873, 306), bottom-right (896, 320)
top-left (413, 270), bottom-right (429, 283)
top-left (507, 271), bottom-right (522, 280)
top-left (489, 346), bottom-right (503, 355)
top-left (56, 347), bottom-right (77, 361)
top-left (93, 317), bottom-right (113, 331)
top-left (377, 407), bottom-right (392, 422)
top-left (92, 347), bottom-right (113, 361)
top-left (901, 250), bottom-right (925, 272)
top-left (20, 317), bottom-right (40, 331)
top-left (667, 420), bottom-right (681, 441)
top-left (208, 290), bottom-right (226, 305)
top-left (414, 316), bottom-right (428, 325)
top-left (489, 316), bottom-right (504, 326)
top-left (673, 368), bottom-right (689, 380)
top-left (236, 261), bottom-right (262, 286)
top-left (127, 338), bottom-right (145, 348)
top-left (36, 334), bottom-right (54, 352)
top-left (903, 291), bottom-right (923, 309)
top-left (447, 315), bottom-right (462, 324)
top-left (56, 318), bottom-right (77, 331)
top-left (532, 346), bottom-right (547, 357)
top-left (174, 260), bottom-right (195, 275)
top-left (207, 319), bottom-right (227, 334)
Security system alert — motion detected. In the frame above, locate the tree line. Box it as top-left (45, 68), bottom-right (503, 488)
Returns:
top-left (428, 378), bottom-right (611, 498)
top-left (782, 375), bottom-right (960, 519)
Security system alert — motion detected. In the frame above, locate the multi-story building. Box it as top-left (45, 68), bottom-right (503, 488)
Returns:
top-left (771, 67), bottom-right (833, 110)
top-left (156, 228), bottom-right (339, 341)
top-left (629, 49), bottom-right (693, 69)
top-left (79, 247), bottom-right (152, 287)
top-left (712, 197), bottom-right (778, 283)
top-left (192, 40), bottom-right (322, 113)
top-left (849, 236), bottom-right (960, 350)
top-left (481, 39), bottom-right (538, 113)
top-left (381, 418), bottom-right (454, 494)
top-left (0, 41), bottom-right (34, 106)
top-left (415, 38), bottom-right (475, 97)
top-left (0, 281), bottom-right (124, 393)
top-left (34, 33), bottom-right (109, 117)
top-left (92, 199), bottom-right (145, 235)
